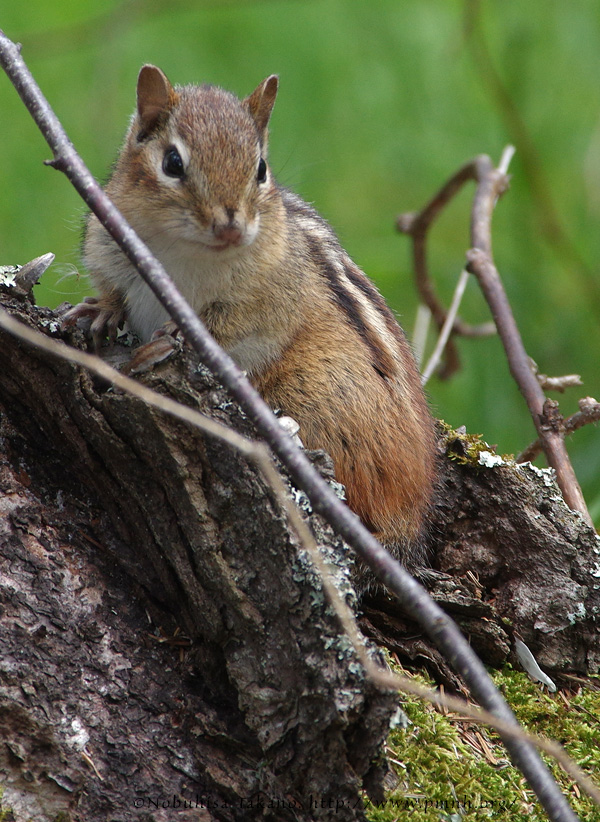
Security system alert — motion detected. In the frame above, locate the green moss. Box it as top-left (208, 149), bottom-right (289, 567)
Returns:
top-left (0, 788), bottom-right (10, 822)
top-left (439, 423), bottom-right (502, 466)
top-left (364, 665), bottom-right (600, 821)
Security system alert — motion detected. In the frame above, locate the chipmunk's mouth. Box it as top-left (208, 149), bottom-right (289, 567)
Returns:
top-left (200, 232), bottom-right (255, 252)
top-left (202, 239), bottom-right (241, 252)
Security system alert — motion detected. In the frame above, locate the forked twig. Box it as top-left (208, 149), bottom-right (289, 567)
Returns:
top-left (397, 155), bottom-right (497, 379)
top-left (400, 144), bottom-right (593, 528)
top-left (0, 31), bottom-right (583, 822)
top-left (518, 397), bottom-right (600, 463)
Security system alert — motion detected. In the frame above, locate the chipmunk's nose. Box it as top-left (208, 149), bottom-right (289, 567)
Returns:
top-left (213, 210), bottom-right (243, 246)
top-left (213, 222), bottom-right (243, 245)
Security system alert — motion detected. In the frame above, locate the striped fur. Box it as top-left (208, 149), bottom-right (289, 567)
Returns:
top-left (255, 190), bottom-right (437, 571)
top-left (80, 66), bottom-right (438, 586)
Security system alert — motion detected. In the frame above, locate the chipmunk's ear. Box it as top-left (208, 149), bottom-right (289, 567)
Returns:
top-left (136, 65), bottom-right (176, 139)
top-left (244, 75), bottom-right (279, 140)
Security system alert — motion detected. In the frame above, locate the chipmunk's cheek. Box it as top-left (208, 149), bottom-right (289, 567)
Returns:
top-left (243, 217), bottom-right (260, 246)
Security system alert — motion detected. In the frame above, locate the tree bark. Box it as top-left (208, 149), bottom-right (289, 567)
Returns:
top-left (0, 282), bottom-right (598, 820)
top-left (0, 286), bottom-right (396, 822)
top-left (362, 429), bottom-right (600, 689)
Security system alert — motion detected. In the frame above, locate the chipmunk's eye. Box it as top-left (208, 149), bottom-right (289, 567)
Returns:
top-left (257, 157), bottom-right (267, 184)
top-left (163, 146), bottom-right (185, 179)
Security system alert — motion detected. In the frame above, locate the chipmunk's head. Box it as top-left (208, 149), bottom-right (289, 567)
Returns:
top-left (121, 65), bottom-right (279, 254)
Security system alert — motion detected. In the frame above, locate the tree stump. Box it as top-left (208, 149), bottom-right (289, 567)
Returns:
top-left (0, 281), bottom-right (396, 822)
top-left (0, 271), bottom-right (598, 820)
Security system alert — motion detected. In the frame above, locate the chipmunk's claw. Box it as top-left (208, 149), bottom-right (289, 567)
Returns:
top-left (61, 300), bottom-right (181, 373)
top-left (61, 297), bottom-right (126, 348)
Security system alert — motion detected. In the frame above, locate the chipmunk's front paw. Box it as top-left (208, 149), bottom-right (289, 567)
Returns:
top-left (61, 295), bottom-right (126, 348)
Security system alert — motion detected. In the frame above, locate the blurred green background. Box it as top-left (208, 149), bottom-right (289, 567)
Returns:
top-left (1, 0), bottom-right (599, 521)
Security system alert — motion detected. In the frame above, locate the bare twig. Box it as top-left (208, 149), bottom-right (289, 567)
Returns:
top-left (421, 268), bottom-right (469, 385)
top-left (528, 358), bottom-right (583, 394)
top-left (397, 156), bottom-right (497, 379)
top-left (0, 32), bottom-right (582, 821)
top-left (416, 138), bottom-right (513, 383)
top-left (465, 246), bottom-right (592, 527)
top-left (3, 305), bottom-right (599, 809)
top-left (401, 147), bottom-right (514, 383)
top-left (398, 139), bottom-right (593, 527)
top-left (518, 397), bottom-right (600, 463)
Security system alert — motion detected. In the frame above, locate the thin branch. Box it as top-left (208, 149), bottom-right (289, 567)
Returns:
top-left (421, 268), bottom-right (469, 385)
top-left (398, 137), bottom-right (593, 527)
top-left (2, 305), bottom-right (599, 809)
top-left (528, 358), bottom-right (583, 394)
top-left (404, 147), bottom-right (513, 386)
top-left (397, 155), bottom-right (497, 379)
top-left (0, 32), bottom-right (582, 822)
top-left (401, 146), bottom-right (514, 383)
top-left (465, 243), bottom-right (592, 526)
top-left (518, 397), bottom-right (600, 463)
top-left (497, 144), bottom-right (517, 176)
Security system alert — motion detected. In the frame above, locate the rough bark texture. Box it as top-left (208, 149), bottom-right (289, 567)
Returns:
top-left (0, 276), bottom-right (598, 820)
top-left (362, 430), bottom-right (600, 690)
top-left (0, 282), bottom-right (396, 822)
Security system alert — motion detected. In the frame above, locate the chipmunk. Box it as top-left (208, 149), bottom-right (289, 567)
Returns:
top-left (66, 65), bottom-right (438, 580)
